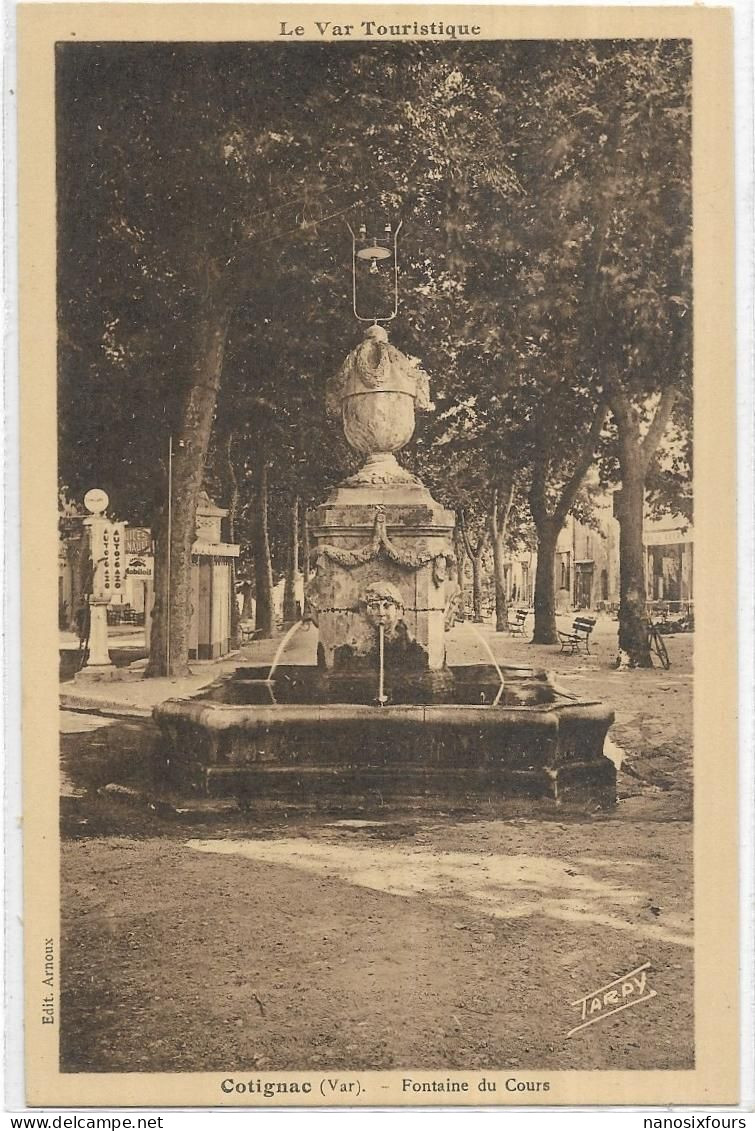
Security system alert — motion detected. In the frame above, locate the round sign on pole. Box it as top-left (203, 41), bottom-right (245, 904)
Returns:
top-left (83, 488), bottom-right (109, 515)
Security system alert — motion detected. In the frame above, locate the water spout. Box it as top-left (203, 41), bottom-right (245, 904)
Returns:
top-left (465, 623), bottom-right (506, 707)
top-left (267, 621), bottom-right (305, 682)
top-left (377, 623), bottom-right (388, 705)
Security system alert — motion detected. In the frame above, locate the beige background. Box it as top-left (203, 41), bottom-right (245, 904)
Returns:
top-left (19, 3), bottom-right (738, 1107)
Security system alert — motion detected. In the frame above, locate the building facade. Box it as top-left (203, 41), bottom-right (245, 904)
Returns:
top-left (501, 496), bottom-right (692, 614)
top-left (644, 514), bottom-right (693, 610)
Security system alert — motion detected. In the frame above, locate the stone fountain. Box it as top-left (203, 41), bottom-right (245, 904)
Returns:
top-left (153, 320), bottom-right (616, 813)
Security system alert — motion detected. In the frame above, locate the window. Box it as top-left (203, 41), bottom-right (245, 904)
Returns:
top-left (560, 553), bottom-right (571, 591)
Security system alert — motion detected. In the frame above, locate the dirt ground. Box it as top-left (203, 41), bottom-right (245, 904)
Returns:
top-left (59, 614), bottom-right (694, 1074)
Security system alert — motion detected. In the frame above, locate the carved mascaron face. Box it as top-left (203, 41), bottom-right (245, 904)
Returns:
top-left (362, 581), bottom-right (404, 633)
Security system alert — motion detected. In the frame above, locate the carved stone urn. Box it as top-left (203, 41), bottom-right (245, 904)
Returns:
top-left (327, 324), bottom-right (432, 487)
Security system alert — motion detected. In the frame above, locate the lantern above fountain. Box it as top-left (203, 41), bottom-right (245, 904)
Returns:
top-left (306, 223), bottom-right (458, 672)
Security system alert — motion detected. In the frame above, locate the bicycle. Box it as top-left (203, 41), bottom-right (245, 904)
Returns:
top-left (646, 618), bottom-right (671, 670)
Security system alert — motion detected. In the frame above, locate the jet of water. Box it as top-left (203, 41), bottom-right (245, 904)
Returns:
top-left (377, 622), bottom-right (388, 705)
top-left (464, 622), bottom-right (506, 707)
top-left (267, 620), bottom-right (305, 682)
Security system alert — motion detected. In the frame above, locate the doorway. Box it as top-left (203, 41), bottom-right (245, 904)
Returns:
top-left (575, 564), bottom-right (594, 609)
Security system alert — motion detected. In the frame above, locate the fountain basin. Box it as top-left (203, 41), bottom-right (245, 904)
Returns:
top-left (153, 664), bottom-right (616, 811)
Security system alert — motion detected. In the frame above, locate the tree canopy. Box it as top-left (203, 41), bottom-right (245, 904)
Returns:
top-left (57, 38), bottom-right (692, 668)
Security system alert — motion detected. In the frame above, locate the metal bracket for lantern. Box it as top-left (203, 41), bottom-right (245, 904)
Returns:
top-left (346, 220), bottom-right (403, 323)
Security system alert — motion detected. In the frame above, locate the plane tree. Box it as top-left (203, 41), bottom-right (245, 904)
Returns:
top-left (58, 40), bottom-right (530, 673)
top-left (479, 39), bottom-right (692, 650)
top-left (564, 41), bottom-right (692, 663)
top-left (58, 38), bottom-right (689, 673)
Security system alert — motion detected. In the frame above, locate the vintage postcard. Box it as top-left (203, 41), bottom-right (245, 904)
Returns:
top-left (18, 3), bottom-right (740, 1108)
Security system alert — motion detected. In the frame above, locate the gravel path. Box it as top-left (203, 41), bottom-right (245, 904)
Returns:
top-left (59, 614), bottom-right (694, 1073)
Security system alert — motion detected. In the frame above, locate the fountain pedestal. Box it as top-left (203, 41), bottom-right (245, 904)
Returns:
top-left (309, 490), bottom-right (456, 671)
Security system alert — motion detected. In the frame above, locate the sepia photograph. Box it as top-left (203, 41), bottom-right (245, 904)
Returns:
top-left (17, 3), bottom-right (740, 1109)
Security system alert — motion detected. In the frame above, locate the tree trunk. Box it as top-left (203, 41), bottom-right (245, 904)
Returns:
top-left (302, 506), bottom-right (311, 586)
top-left (453, 528), bottom-right (467, 622)
top-left (609, 384), bottom-right (677, 666)
top-left (224, 432), bottom-right (241, 650)
top-left (492, 533), bottom-right (508, 632)
top-left (252, 442), bottom-right (275, 638)
top-left (282, 495), bottom-right (300, 623)
top-left (146, 303), bottom-right (231, 677)
top-left (458, 511), bottom-right (489, 623)
top-left (490, 479), bottom-right (515, 632)
top-left (532, 518), bottom-right (559, 644)
top-left (471, 549), bottom-right (486, 623)
top-left (527, 398), bottom-right (609, 647)
top-left (240, 581), bottom-right (254, 621)
top-left (614, 471), bottom-right (651, 665)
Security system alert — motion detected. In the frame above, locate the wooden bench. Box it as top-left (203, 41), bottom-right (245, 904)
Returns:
top-left (508, 608), bottom-right (529, 636)
top-left (239, 621), bottom-right (257, 644)
top-left (558, 616), bottom-right (597, 655)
